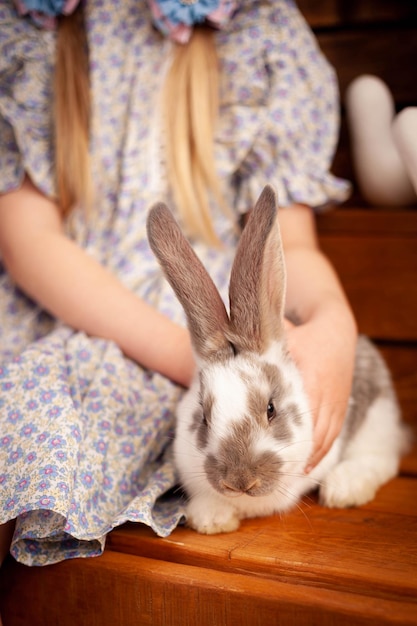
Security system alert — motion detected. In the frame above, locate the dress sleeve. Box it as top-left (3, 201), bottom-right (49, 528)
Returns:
top-left (0, 1), bottom-right (56, 196)
top-left (215, 1), bottom-right (351, 214)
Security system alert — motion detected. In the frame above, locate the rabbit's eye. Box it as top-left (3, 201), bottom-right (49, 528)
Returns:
top-left (267, 401), bottom-right (276, 422)
top-left (202, 412), bottom-right (208, 426)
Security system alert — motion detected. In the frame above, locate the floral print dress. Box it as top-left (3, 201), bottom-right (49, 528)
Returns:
top-left (0, 0), bottom-right (349, 565)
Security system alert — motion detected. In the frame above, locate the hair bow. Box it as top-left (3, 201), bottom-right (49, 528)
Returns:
top-left (13, 0), bottom-right (81, 29)
top-left (14, 0), bottom-right (238, 42)
top-left (148, 0), bottom-right (238, 44)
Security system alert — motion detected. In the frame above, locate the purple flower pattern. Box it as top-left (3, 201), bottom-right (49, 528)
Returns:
top-left (0, 0), bottom-right (350, 566)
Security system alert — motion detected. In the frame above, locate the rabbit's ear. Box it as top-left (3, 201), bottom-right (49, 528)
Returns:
top-left (147, 203), bottom-right (232, 361)
top-left (228, 185), bottom-right (286, 353)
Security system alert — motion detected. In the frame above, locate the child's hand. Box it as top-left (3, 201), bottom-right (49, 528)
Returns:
top-left (284, 308), bottom-right (357, 472)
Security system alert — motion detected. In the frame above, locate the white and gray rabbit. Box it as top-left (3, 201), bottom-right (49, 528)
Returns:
top-left (147, 185), bottom-right (409, 535)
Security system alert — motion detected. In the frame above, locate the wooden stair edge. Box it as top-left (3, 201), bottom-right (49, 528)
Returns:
top-left (1, 549), bottom-right (416, 626)
top-left (316, 211), bottom-right (417, 340)
top-left (104, 477), bottom-right (417, 604)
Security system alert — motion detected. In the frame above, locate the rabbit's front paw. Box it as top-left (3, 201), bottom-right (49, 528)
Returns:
top-left (319, 460), bottom-right (378, 508)
top-left (185, 500), bottom-right (240, 534)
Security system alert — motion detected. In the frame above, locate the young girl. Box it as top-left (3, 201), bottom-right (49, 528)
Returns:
top-left (0, 0), bottom-right (356, 575)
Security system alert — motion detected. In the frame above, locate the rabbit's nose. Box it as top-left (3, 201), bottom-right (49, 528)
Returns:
top-left (220, 480), bottom-right (241, 493)
top-left (221, 478), bottom-right (260, 494)
top-left (243, 478), bottom-right (261, 493)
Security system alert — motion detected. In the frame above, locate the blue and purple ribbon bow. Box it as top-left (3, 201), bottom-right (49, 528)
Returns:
top-left (14, 0), bottom-right (238, 42)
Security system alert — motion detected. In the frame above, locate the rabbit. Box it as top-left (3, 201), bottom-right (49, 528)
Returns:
top-left (146, 184), bottom-right (409, 535)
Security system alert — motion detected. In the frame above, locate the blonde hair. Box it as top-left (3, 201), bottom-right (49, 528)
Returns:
top-left (54, 14), bottom-right (223, 242)
top-left (55, 4), bottom-right (92, 216)
top-left (163, 27), bottom-right (225, 244)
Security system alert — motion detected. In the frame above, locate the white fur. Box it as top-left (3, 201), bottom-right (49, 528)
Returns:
top-left (207, 365), bottom-right (249, 440)
top-left (174, 347), bottom-right (316, 533)
top-left (320, 396), bottom-right (405, 507)
top-left (174, 348), bottom-right (406, 535)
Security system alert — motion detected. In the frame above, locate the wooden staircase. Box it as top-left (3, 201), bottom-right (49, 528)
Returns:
top-left (1, 1), bottom-right (417, 624)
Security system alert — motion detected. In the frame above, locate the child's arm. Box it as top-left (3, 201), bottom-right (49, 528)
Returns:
top-left (278, 203), bottom-right (358, 470)
top-left (0, 176), bottom-right (194, 387)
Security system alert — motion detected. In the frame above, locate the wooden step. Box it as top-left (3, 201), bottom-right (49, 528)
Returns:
top-left (317, 209), bottom-right (417, 341)
top-left (1, 476), bottom-right (416, 625)
top-left (106, 479), bottom-right (417, 599)
top-left (2, 548), bottom-right (416, 626)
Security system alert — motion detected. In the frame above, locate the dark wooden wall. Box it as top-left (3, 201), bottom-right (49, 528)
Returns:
top-left (299, 0), bottom-right (417, 185)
